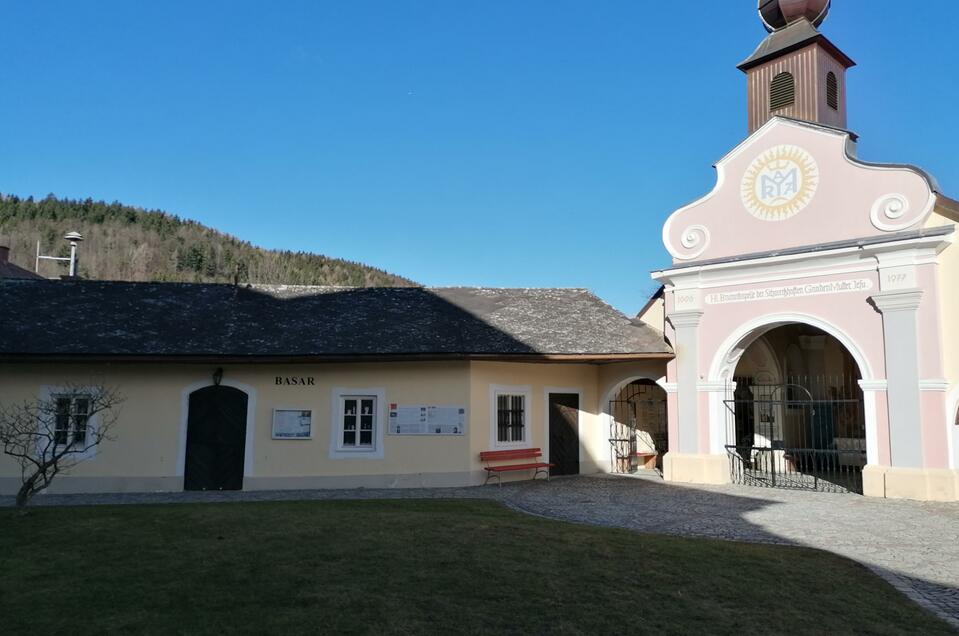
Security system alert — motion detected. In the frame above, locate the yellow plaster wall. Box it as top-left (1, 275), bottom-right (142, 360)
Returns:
top-left (464, 359), bottom-right (670, 482)
top-left (636, 294), bottom-right (666, 333)
top-left (921, 210), bottom-right (958, 470)
top-left (0, 361), bottom-right (474, 492)
top-left (927, 213), bottom-right (959, 389)
top-left (242, 362), bottom-right (471, 478)
top-left (467, 361), bottom-right (602, 479)
top-left (597, 361), bottom-right (669, 394)
top-left (1, 359), bottom-right (677, 493)
top-left (0, 363), bottom-right (188, 479)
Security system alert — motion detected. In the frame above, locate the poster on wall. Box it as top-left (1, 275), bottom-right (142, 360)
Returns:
top-left (272, 409), bottom-right (312, 439)
top-left (388, 404), bottom-right (466, 435)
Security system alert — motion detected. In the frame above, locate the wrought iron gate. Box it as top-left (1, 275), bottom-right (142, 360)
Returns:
top-left (724, 376), bottom-right (866, 494)
top-left (609, 381), bottom-right (668, 473)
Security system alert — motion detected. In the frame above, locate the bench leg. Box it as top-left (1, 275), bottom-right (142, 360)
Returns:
top-left (533, 467), bottom-right (550, 481)
top-left (484, 470), bottom-right (502, 487)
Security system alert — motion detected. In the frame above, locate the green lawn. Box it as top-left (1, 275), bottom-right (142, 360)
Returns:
top-left (0, 499), bottom-right (950, 635)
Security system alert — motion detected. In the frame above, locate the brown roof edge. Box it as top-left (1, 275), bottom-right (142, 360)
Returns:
top-left (0, 352), bottom-right (675, 365)
top-left (934, 194), bottom-right (959, 222)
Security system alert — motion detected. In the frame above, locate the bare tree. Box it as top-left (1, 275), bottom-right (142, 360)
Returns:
top-left (0, 384), bottom-right (123, 509)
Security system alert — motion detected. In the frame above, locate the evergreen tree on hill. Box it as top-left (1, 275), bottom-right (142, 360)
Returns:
top-left (0, 193), bottom-right (415, 287)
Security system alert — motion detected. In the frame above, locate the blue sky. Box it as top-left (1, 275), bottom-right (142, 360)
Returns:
top-left (1, 1), bottom-right (956, 314)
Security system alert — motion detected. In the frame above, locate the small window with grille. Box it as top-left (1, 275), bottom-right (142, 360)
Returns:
top-left (770, 72), bottom-right (795, 111)
top-left (496, 393), bottom-right (526, 444)
top-left (826, 72), bottom-right (839, 110)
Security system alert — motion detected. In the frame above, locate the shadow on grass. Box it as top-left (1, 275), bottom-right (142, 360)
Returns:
top-left (501, 474), bottom-right (959, 632)
top-left (1, 492), bottom-right (956, 635)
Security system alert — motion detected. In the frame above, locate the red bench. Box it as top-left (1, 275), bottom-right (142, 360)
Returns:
top-left (479, 448), bottom-right (554, 486)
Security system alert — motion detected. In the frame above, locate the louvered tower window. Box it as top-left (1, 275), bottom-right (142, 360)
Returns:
top-left (826, 72), bottom-right (839, 110)
top-left (769, 72), bottom-right (795, 111)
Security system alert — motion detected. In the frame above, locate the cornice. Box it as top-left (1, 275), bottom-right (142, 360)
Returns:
top-left (869, 289), bottom-right (924, 313)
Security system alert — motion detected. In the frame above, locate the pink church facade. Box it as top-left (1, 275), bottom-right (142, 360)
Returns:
top-left (650, 4), bottom-right (959, 501)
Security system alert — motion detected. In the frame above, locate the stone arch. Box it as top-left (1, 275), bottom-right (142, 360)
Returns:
top-left (706, 312), bottom-right (877, 464)
top-left (600, 373), bottom-right (671, 473)
top-left (709, 312), bottom-right (875, 383)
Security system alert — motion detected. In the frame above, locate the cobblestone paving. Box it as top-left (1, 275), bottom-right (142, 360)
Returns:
top-left (6, 473), bottom-right (959, 629)
top-left (503, 474), bottom-right (959, 630)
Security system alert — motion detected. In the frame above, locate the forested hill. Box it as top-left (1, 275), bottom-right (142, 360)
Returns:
top-left (0, 194), bottom-right (415, 286)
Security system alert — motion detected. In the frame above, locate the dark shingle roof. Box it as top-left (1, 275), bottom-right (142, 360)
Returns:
top-left (0, 260), bottom-right (44, 280)
top-left (0, 281), bottom-right (671, 360)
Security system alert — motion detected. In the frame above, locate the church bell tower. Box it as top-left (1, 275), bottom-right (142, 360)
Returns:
top-left (739, 0), bottom-right (855, 134)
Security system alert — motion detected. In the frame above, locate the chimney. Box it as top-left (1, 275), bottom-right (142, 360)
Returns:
top-left (739, 1), bottom-right (855, 134)
top-left (0, 245), bottom-right (9, 265)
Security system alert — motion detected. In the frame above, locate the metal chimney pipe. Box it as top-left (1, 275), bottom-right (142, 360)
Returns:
top-left (64, 232), bottom-right (83, 278)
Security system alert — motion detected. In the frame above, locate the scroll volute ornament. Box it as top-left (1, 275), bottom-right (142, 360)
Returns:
top-left (869, 193), bottom-right (927, 233)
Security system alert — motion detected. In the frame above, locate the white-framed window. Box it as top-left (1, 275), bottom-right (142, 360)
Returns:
top-left (340, 396), bottom-right (376, 448)
top-left (52, 394), bottom-right (92, 447)
top-left (330, 387), bottom-right (385, 459)
top-left (37, 385), bottom-right (103, 461)
top-left (490, 385), bottom-right (531, 448)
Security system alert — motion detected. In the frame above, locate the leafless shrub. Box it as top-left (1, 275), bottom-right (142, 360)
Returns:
top-left (0, 383), bottom-right (123, 509)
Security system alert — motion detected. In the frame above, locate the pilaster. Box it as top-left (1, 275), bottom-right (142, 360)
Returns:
top-left (668, 310), bottom-right (704, 455)
top-left (870, 289), bottom-right (924, 468)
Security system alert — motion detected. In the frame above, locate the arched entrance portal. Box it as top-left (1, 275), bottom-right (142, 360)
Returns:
top-left (724, 324), bottom-right (867, 494)
top-left (184, 385), bottom-right (249, 491)
top-left (608, 380), bottom-right (669, 473)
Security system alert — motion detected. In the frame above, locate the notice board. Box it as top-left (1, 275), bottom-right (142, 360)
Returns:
top-left (388, 404), bottom-right (466, 435)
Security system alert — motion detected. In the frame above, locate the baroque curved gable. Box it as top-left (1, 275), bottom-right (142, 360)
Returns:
top-left (662, 118), bottom-right (940, 263)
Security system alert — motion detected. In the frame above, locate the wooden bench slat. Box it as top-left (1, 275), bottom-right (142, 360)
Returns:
top-left (486, 462), bottom-right (554, 472)
top-left (479, 448), bottom-right (543, 461)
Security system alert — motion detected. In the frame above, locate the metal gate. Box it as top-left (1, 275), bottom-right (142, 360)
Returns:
top-left (724, 376), bottom-right (866, 494)
top-left (609, 381), bottom-right (668, 473)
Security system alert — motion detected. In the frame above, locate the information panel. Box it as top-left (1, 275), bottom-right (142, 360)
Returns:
top-left (272, 409), bottom-right (312, 439)
top-left (388, 404), bottom-right (466, 435)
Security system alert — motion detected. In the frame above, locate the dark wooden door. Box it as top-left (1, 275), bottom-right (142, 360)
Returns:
top-left (548, 393), bottom-right (580, 476)
top-left (184, 385), bottom-right (248, 491)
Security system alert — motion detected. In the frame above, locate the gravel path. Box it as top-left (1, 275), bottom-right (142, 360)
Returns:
top-left (6, 473), bottom-right (959, 629)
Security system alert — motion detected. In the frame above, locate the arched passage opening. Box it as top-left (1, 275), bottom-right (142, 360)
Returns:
top-left (608, 379), bottom-right (669, 473)
top-left (724, 323), bottom-right (867, 494)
